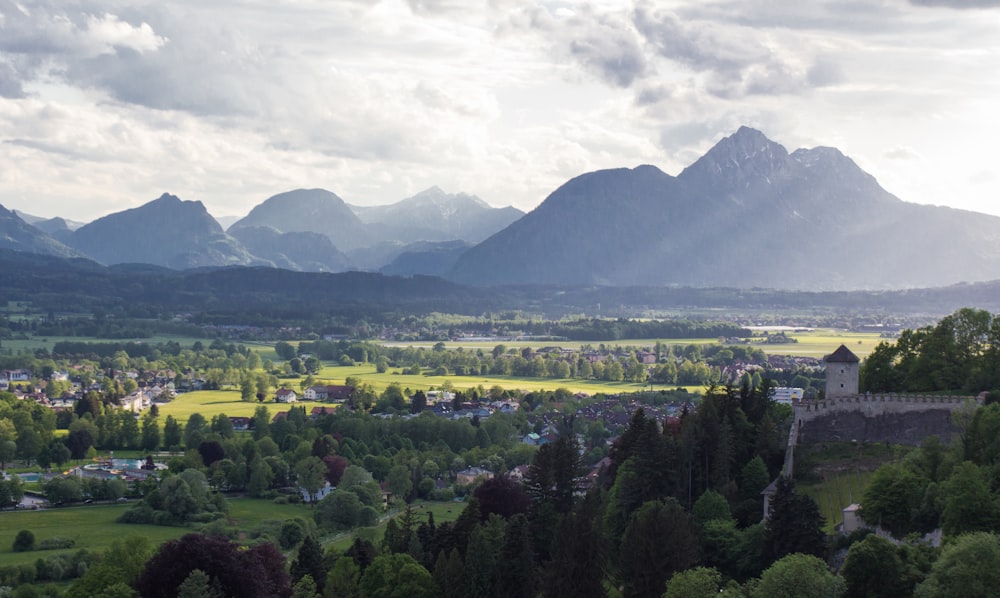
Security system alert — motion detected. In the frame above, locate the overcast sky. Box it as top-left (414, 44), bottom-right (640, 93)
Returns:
top-left (1, 0), bottom-right (998, 222)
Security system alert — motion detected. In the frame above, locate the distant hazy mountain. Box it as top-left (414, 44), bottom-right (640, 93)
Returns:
top-left (228, 189), bottom-right (369, 252)
top-left (67, 193), bottom-right (262, 269)
top-left (449, 127), bottom-right (1000, 290)
top-left (0, 204), bottom-right (84, 258)
top-left (379, 240), bottom-right (471, 277)
top-left (229, 226), bottom-right (353, 272)
top-left (14, 210), bottom-right (86, 231)
top-left (350, 187), bottom-right (524, 245)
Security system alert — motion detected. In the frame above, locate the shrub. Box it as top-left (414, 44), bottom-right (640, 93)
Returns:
top-left (37, 537), bottom-right (75, 550)
top-left (12, 530), bottom-right (35, 552)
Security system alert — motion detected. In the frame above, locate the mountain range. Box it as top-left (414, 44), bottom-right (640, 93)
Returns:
top-left (0, 187), bottom-right (521, 273)
top-left (3, 126), bottom-right (1000, 290)
top-left (450, 127), bottom-right (1000, 290)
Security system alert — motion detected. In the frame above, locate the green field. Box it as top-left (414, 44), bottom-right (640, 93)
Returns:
top-left (315, 364), bottom-right (675, 397)
top-left (0, 504), bottom-right (184, 567)
top-left (0, 498), bottom-right (465, 568)
top-left (158, 391), bottom-right (339, 425)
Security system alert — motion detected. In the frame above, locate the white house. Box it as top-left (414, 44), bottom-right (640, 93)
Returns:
top-left (275, 388), bottom-right (298, 403)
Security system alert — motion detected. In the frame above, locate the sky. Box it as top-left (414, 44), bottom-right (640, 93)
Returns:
top-left (0, 0), bottom-right (998, 223)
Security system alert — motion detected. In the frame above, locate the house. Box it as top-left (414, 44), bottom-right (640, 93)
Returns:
top-left (304, 386), bottom-right (327, 401)
top-left (310, 406), bottom-right (335, 419)
top-left (456, 467), bottom-right (493, 486)
top-left (2, 369), bottom-right (31, 382)
top-left (325, 385), bottom-right (354, 403)
top-left (275, 388), bottom-right (298, 403)
top-left (304, 384), bottom-right (354, 403)
top-left (229, 416), bottom-right (252, 431)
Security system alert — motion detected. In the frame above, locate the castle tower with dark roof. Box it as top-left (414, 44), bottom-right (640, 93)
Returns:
top-left (824, 344), bottom-right (860, 398)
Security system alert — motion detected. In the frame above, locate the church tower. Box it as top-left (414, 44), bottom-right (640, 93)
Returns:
top-left (824, 344), bottom-right (860, 398)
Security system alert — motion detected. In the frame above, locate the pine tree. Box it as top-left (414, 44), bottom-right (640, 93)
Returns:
top-left (291, 535), bottom-right (327, 594)
top-left (762, 476), bottom-right (827, 566)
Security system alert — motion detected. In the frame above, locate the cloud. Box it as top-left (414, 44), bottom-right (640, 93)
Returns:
top-left (884, 146), bottom-right (921, 160)
top-left (910, 0), bottom-right (1000, 8)
top-left (0, 60), bottom-right (24, 97)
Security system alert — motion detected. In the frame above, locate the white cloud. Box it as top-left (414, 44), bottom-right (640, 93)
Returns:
top-left (0, 0), bottom-right (998, 223)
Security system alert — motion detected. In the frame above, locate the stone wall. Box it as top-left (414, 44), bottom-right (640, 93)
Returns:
top-left (794, 393), bottom-right (977, 446)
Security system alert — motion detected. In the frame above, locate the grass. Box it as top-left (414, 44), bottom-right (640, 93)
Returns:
top-left (314, 363), bottom-right (689, 397)
top-left (799, 470), bottom-right (875, 534)
top-left (157, 391), bottom-right (339, 425)
top-left (0, 497), bottom-right (358, 567)
top-left (0, 504), bottom-right (184, 567)
top-left (327, 500), bottom-right (465, 552)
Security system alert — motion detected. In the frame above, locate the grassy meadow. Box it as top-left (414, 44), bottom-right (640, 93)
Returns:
top-left (315, 363), bottom-right (668, 397)
top-left (0, 504), bottom-right (184, 567)
top-left (157, 390), bottom-right (339, 425)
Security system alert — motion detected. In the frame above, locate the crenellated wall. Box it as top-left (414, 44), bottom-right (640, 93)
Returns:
top-left (793, 393), bottom-right (978, 446)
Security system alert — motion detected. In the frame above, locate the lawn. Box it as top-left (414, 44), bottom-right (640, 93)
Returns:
top-left (799, 470), bottom-right (875, 534)
top-left (157, 391), bottom-right (339, 425)
top-left (0, 504), bottom-right (184, 567)
top-left (314, 364), bottom-right (679, 397)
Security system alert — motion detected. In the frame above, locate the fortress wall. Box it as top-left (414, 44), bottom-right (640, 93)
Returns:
top-left (793, 394), bottom-right (977, 447)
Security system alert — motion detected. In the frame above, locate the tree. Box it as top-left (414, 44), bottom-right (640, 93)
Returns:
top-left (45, 476), bottom-right (83, 504)
top-left (618, 499), bottom-right (700, 598)
top-left (474, 474), bottom-right (532, 521)
top-left (322, 455), bottom-right (349, 487)
top-left (296, 456), bottom-right (327, 503)
top-left (315, 490), bottom-right (363, 531)
top-left (68, 535), bottom-right (153, 597)
top-left (942, 461), bottom-right (1000, 535)
top-left (141, 411), bottom-right (160, 451)
top-left (358, 553), bottom-right (438, 598)
top-left (665, 567), bottom-right (724, 598)
top-left (543, 490), bottom-right (609, 598)
top-left (386, 464), bottom-right (412, 502)
top-left (135, 533), bottom-right (292, 598)
top-left (840, 534), bottom-right (906, 598)
top-left (495, 513), bottom-right (537, 598)
top-left (12, 529), bottom-right (35, 552)
top-left (163, 415), bottom-right (183, 449)
top-left (752, 553), bottom-right (844, 598)
top-left (184, 413), bottom-right (207, 448)
top-left (0, 475), bottom-right (24, 507)
top-left (325, 557), bottom-right (361, 598)
top-left (0, 439), bottom-right (16, 470)
top-left (914, 532), bottom-right (1000, 598)
top-left (762, 476), bottom-right (827, 566)
top-left (176, 569), bottom-right (224, 598)
top-left (861, 463), bottom-right (926, 537)
top-left (291, 535), bottom-right (327, 594)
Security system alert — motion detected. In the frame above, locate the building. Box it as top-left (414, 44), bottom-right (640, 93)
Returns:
top-left (771, 387), bottom-right (804, 404)
top-left (275, 388), bottom-right (298, 403)
top-left (824, 344), bottom-right (860, 398)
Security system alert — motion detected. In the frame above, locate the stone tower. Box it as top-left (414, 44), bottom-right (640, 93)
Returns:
top-left (824, 344), bottom-right (860, 398)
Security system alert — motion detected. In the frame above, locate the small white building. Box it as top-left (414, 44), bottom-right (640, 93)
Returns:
top-left (842, 503), bottom-right (864, 533)
top-left (275, 388), bottom-right (298, 403)
top-left (771, 387), bottom-right (804, 405)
